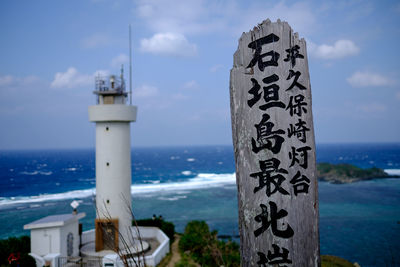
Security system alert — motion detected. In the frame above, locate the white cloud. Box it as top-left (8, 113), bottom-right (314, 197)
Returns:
top-left (0, 75), bottom-right (14, 86)
top-left (51, 67), bottom-right (105, 89)
top-left (140, 33), bottom-right (197, 57)
top-left (172, 93), bottom-right (188, 100)
top-left (81, 33), bottom-right (112, 48)
top-left (0, 75), bottom-right (40, 88)
top-left (310, 40), bottom-right (359, 59)
top-left (111, 54), bottom-right (129, 68)
top-left (347, 71), bottom-right (395, 88)
top-left (133, 84), bottom-right (159, 98)
top-left (135, 0), bottom-right (224, 34)
top-left (183, 80), bottom-right (198, 89)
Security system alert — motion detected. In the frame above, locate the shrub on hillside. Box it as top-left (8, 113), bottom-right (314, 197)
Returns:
top-left (0, 236), bottom-right (35, 267)
top-left (321, 255), bottom-right (355, 267)
top-left (179, 220), bottom-right (240, 267)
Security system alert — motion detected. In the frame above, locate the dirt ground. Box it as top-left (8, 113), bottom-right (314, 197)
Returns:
top-left (165, 234), bottom-right (181, 267)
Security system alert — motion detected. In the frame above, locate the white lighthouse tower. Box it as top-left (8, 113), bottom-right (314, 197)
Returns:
top-left (88, 69), bottom-right (137, 251)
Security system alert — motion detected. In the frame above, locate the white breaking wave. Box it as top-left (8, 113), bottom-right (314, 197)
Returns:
top-left (158, 195), bottom-right (187, 201)
top-left (131, 173), bottom-right (236, 194)
top-left (384, 169), bottom-right (400, 176)
top-left (20, 171), bottom-right (39, 175)
top-left (0, 173), bottom-right (236, 207)
top-left (20, 171), bottom-right (53, 176)
top-left (0, 188), bottom-right (96, 207)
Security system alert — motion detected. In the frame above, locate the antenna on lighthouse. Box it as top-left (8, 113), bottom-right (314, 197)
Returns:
top-left (129, 24), bottom-right (132, 105)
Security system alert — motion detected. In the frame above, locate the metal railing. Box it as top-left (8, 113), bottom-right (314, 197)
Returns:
top-left (58, 257), bottom-right (102, 267)
top-left (95, 75), bottom-right (125, 92)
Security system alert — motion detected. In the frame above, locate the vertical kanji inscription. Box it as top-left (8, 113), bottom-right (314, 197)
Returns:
top-left (230, 19), bottom-right (319, 266)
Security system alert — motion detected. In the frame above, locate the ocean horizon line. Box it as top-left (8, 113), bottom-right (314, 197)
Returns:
top-left (1, 142), bottom-right (400, 152)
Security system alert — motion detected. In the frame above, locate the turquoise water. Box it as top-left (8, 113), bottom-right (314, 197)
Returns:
top-left (319, 179), bottom-right (400, 266)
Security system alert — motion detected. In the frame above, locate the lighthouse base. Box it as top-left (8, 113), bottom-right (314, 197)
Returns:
top-left (80, 226), bottom-right (169, 267)
top-left (81, 239), bottom-right (150, 257)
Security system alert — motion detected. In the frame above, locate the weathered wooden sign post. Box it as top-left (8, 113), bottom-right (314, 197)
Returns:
top-left (230, 19), bottom-right (320, 266)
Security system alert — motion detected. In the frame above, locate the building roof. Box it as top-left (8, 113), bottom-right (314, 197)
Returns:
top-left (24, 213), bottom-right (85, 230)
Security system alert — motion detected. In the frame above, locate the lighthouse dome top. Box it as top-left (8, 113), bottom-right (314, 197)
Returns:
top-left (93, 67), bottom-right (129, 105)
top-left (94, 73), bottom-right (127, 97)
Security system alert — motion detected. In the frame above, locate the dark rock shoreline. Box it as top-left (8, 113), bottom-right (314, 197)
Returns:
top-left (317, 162), bottom-right (399, 184)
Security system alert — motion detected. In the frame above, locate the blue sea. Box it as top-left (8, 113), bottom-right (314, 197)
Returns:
top-left (0, 143), bottom-right (400, 266)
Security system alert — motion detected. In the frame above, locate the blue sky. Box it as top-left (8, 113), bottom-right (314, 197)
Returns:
top-left (0, 0), bottom-right (399, 149)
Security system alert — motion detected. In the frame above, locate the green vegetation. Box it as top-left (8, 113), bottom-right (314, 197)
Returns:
top-left (135, 217), bottom-right (175, 244)
top-left (176, 221), bottom-right (357, 266)
top-left (0, 236), bottom-right (35, 267)
top-left (174, 253), bottom-right (198, 267)
top-left (178, 220), bottom-right (240, 267)
top-left (321, 255), bottom-right (355, 267)
top-left (317, 162), bottom-right (396, 184)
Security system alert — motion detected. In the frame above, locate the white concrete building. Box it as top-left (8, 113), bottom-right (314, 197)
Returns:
top-left (24, 213), bottom-right (85, 265)
top-left (88, 71), bottom-right (137, 251)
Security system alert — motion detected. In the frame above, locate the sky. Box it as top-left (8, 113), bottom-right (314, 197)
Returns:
top-left (0, 0), bottom-right (399, 150)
